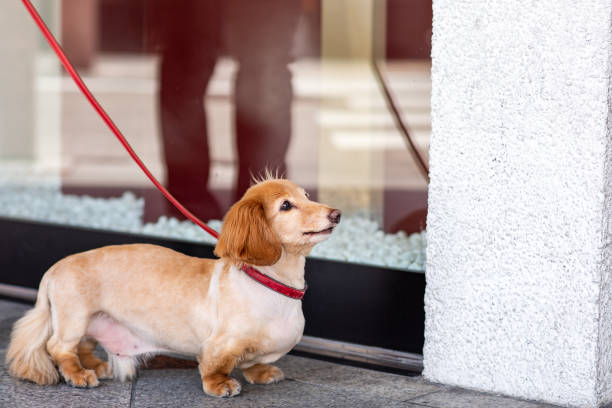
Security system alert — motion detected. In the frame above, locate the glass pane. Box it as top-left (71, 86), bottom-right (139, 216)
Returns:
top-left (0, 0), bottom-right (430, 272)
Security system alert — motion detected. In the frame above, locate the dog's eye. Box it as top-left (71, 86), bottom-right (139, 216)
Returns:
top-left (280, 200), bottom-right (293, 211)
top-left (304, 191), bottom-right (310, 199)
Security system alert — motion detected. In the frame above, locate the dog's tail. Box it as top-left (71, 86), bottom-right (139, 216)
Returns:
top-left (6, 275), bottom-right (59, 385)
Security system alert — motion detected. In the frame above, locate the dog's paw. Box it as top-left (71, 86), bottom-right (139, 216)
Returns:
top-left (93, 362), bottom-right (112, 380)
top-left (242, 364), bottom-right (285, 385)
top-left (203, 375), bottom-right (242, 397)
top-left (61, 368), bottom-right (99, 388)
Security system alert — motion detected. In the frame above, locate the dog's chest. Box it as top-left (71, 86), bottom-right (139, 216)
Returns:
top-left (236, 281), bottom-right (305, 357)
top-left (226, 265), bottom-right (306, 360)
top-left (262, 301), bottom-right (305, 354)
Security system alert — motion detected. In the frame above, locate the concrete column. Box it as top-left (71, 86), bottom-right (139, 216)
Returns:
top-left (424, 1), bottom-right (611, 407)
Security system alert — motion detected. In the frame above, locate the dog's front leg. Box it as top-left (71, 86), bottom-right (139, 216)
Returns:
top-left (197, 343), bottom-right (242, 398)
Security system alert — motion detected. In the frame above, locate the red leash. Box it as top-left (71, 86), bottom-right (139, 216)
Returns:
top-left (21, 0), bottom-right (219, 240)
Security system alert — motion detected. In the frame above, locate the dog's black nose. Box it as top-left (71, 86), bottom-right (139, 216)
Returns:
top-left (328, 209), bottom-right (341, 224)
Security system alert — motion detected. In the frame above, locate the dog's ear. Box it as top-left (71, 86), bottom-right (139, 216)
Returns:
top-left (214, 198), bottom-right (282, 266)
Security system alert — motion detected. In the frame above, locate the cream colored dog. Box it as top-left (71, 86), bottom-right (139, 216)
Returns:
top-left (6, 178), bottom-right (341, 397)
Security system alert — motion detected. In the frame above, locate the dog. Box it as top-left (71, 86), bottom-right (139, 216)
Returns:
top-left (6, 178), bottom-right (341, 397)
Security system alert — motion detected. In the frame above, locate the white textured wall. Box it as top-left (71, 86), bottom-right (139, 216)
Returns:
top-left (424, 1), bottom-right (611, 407)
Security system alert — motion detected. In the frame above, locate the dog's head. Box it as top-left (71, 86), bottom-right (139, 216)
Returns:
top-left (214, 179), bottom-right (341, 266)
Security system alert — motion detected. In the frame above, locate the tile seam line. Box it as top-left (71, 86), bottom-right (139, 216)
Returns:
top-left (129, 376), bottom-right (138, 408)
top-left (403, 389), bottom-right (448, 404)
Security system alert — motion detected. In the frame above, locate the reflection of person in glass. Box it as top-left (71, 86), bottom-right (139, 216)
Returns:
top-left (149, 0), bottom-right (301, 221)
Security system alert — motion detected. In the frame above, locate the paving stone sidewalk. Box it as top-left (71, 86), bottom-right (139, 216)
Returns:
top-left (0, 299), bottom-right (561, 408)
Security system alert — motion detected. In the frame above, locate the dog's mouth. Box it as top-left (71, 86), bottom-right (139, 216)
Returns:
top-left (303, 226), bottom-right (335, 236)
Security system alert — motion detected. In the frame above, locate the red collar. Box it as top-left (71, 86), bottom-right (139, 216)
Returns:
top-left (240, 264), bottom-right (306, 300)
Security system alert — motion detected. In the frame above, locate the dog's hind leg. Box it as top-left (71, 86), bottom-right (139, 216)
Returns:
top-left (77, 338), bottom-right (112, 380)
top-left (46, 311), bottom-right (99, 388)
